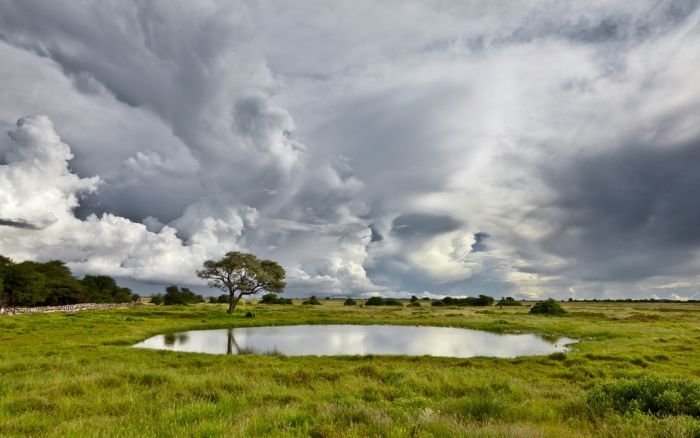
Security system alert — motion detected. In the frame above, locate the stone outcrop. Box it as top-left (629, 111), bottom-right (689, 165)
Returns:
top-left (0, 302), bottom-right (138, 316)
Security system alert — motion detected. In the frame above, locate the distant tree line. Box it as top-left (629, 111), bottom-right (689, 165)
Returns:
top-left (0, 255), bottom-right (139, 307)
top-left (567, 298), bottom-right (699, 303)
top-left (433, 295), bottom-right (496, 306)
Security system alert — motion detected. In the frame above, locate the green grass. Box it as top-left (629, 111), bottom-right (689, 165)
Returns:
top-left (0, 301), bottom-right (699, 437)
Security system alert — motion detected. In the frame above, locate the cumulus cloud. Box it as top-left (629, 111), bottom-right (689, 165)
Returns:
top-left (1, 1), bottom-right (699, 298)
top-left (0, 114), bottom-right (383, 294)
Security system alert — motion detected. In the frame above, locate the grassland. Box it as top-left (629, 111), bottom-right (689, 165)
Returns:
top-left (0, 300), bottom-right (698, 437)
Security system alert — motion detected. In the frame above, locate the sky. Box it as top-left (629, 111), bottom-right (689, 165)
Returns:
top-left (1, 0), bottom-right (699, 300)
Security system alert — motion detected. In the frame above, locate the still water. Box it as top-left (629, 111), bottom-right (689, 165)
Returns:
top-left (134, 325), bottom-right (576, 358)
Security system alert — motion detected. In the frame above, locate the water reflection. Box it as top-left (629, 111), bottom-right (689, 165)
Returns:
top-left (163, 333), bottom-right (189, 346)
top-left (134, 325), bottom-right (576, 358)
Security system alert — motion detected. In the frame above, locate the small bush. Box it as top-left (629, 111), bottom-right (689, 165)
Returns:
top-left (529, 298), bottom-right (566, 315)
top-left (245, 311), bottom-right (255, 318)
top-left (364, 296), bottom-right (402, 306)
top-left (162, 285), bottom-right (204, 305)
top-left (344, 298), bottom-right (357, 306)
top-left (587, 376), bottom-right (700, 417)
top-left (410, 301), bottom-right (421, 307)
top-left (548, 352), bottom-right (567, 361)
top-left (302, 295), bottom-right (321, 305)
top-left (431, 300), bottom-right (445, 307)
top-left (260, 293), bottom-right (293, 304)
top-left (365, 296), bottom-right (386, 306)
top-left (150, 294), bottom-right (164, 306)
top-left (496, 297), bottom-right (522, 307)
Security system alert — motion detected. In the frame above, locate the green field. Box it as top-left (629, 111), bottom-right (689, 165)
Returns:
top-left (0, 301), bottom-right (698, 437)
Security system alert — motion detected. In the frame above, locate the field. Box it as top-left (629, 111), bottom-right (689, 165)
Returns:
top-left (0, 301), bottom-right (699, 437)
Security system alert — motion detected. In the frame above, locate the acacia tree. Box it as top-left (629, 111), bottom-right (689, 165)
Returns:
top-left (196, 251), bottom-right (286, 313)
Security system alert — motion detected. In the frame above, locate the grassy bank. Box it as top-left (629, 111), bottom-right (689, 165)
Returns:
top-left (0, 301), bottom-right (698, 437)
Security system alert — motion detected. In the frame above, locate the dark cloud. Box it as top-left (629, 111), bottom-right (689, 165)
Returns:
top-left (369, 225), bottom-right (383, 243)
top-left (470, 232), bottom-right (489, 253)
top-left (392, 213), bottom-right (463, 239)
top-left (536, 134), bottom-right (700, 281)
top-left (0, 218), bottom-right (40, 230)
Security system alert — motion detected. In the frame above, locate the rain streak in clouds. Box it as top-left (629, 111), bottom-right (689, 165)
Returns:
top-left (1, 0), bottom-right (699, 300)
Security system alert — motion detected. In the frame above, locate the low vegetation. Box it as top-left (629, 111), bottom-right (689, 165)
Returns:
top-left (365, 296), bottom-right (402, 306)
top-left (587, 375), bottom-right (700, 417)
top-left (162, 286), bottom-right (205, 305)
top-left (208, 294), bottom-right (230, 304)
top-left (442, 295), bottom-right (495, 306)
top-left (497, 297), bottom-right (522, 307)
top-left (530, 298), bottom-right (567, 315)
top-left (260, 293), bottom-right (293, 305)
top-left (302, 296), bottom-right (321, 305)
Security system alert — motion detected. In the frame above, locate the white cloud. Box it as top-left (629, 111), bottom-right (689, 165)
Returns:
top-left (1, 1), bottom-right (699, 298)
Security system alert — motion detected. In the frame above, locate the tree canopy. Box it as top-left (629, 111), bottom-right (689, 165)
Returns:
top-left (0, 255), bottom-right (137, 307)
top-left (196, 251), bottom-right (286, 313)
top-left (162, 285), bottom-right (204, 305)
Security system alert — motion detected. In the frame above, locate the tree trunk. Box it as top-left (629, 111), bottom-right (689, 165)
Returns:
top-left (227, 292), bottom-right (241, 314)
top-left (227, 292), bottom-right (235, 313)
top-left (227, 329), bottom-right (233, 354)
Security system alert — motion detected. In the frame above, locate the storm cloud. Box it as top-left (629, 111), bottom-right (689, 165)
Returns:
top-left (1, 1), bottom-right (699, 299)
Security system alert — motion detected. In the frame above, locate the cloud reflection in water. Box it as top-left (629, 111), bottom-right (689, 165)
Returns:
top-left (134, 325), bottom-right (576, 358)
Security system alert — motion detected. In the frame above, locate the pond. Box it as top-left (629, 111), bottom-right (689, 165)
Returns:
top-left (134, 325), bottom-right (576, 358)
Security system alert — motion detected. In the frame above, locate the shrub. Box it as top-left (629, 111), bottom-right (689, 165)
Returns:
top-left (441, 295), bottom-right (495, 306)
top-left (587, 376), bottom-right (700, 417)
top-left (210, 294), bottom-right (230, 304)
top-left (245, 311), bottom-right (256, 318)
top-left (529, 298), bottom-right (566, 315)
top-left (496, 297), bottom-right (522, 307)
top-left (365, 296), bottom-right (386, 306)
top-left (431, 300), bottom-right (445, 307)
top-left (302, 295), bottom-right (321, 305)
top-left (410, 295), bottom-right (418, 303)
top-left (344, 298), bottom-right (357, 306)
top-left (260, 293), bottom-right (292, 304)
top-left (150, 294), bottom-right (164, 305)
top-left (363, 296), bottom-right (402, 306)
top-left (162, 286), bottom-right (204, 305)
top-left (410, 301), bottom-right (421, 307)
